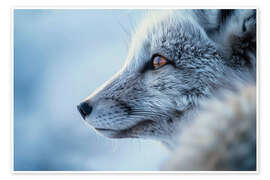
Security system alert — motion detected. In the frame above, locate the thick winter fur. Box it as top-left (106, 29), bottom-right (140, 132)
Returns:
top-left (162, 85), bottom-right (256, 171)
top-left (78, 9), bottom-right (256, 170)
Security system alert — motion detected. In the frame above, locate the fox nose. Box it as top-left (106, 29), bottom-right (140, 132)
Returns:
top-left (77, 101), bottom-right (92, 120)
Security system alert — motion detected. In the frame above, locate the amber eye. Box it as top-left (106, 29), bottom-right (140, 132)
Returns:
top-left (153, 55), bottom-right (168, 70)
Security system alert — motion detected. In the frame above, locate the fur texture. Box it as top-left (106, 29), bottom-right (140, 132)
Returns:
top-left (78, 9), bottom-right (256, 170)
top-left (162, 85), bottom-right (256, 171)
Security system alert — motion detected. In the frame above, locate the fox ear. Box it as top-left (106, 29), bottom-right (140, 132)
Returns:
top-left (216, 10), bottom-right (256, 71)
top-left (193, 10), bottom-right (256, 70)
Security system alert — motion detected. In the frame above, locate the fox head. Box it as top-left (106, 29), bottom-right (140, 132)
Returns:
top-left (77, 10), bottom-right (256, 147)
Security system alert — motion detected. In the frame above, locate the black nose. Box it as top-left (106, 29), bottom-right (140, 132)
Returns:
top-left (77, 102), bottom-right (92, 120)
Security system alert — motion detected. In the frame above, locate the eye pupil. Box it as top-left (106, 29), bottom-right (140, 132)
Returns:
top-left (153, 56), bottom-right (168, 69)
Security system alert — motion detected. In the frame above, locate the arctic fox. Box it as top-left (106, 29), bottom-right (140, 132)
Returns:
top-left (77, 9), bottom-right (256, 171)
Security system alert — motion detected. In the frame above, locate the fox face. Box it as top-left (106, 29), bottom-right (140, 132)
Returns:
top-left (77, 10), bottom-right (256, 146)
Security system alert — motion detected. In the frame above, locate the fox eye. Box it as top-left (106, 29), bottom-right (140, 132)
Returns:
top-left (140, 55), bottom-right (172, 73)
top-left (153, 55), bottom-right (169, 70)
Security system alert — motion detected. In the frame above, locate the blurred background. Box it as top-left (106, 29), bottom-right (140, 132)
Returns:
top-left (14, 9), bottom-right (169, 171)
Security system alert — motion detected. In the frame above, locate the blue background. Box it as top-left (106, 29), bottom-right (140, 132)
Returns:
top-left (14, 9), bottom-right (169, 171)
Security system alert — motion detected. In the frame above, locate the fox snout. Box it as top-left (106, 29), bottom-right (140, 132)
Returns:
top-left (77, 101), bottom-right (93, 120)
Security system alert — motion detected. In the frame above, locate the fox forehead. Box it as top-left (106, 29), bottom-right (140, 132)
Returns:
top-left (123, 10), bottom-right (210, 73)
